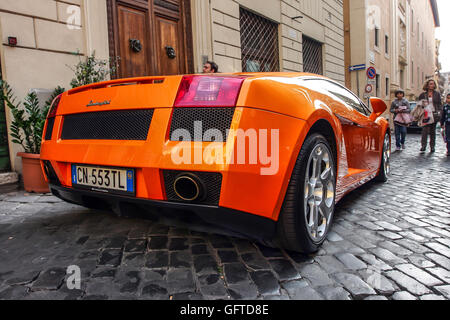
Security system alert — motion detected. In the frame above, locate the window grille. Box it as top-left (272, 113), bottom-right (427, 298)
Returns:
top-left (302, 35), bottom-right (323, 75)
top-left (240, 8), bottom-right (279, 72)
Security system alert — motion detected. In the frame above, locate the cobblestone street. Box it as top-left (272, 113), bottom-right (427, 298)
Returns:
top-left (0, 133), bottom-right (449, 300)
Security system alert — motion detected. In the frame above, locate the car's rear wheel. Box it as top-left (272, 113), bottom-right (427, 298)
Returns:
top-left (375, 133), bottom-right (390, 182)
top-left (276, 133), bottom-right (336, 253)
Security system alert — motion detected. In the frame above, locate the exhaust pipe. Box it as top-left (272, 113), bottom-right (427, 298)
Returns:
top-left (173, 173), bottom-right (206, 202)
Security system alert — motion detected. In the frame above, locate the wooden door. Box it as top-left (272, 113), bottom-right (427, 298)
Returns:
top-left (107, 0), bottom-right (193, 78)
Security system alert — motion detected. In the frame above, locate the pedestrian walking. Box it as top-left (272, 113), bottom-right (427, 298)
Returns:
top-left (440, 93), bottom-right (450, 157)
top-left (418, 79), bottom-right (442, 153)
top-left (203, 61), bottom-right (219, 74)
top-left (390, 89), bottom-right (411, 151)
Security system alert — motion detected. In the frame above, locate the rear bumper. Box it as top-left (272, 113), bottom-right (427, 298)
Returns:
top-left (49, 184), bottom-right (277, 242)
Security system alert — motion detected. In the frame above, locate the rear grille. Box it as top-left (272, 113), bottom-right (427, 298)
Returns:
top-left (163, 170), bottom-right (222, 206)
top-left (169, 108), bottom-right (235, 142)
top-left (61, 110), bottom-right (154, 140)
top-left (44, 118), bottom-right (55, 141)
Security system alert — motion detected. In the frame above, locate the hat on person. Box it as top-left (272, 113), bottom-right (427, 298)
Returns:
top-left (395, 89), bottom-right (405, 96)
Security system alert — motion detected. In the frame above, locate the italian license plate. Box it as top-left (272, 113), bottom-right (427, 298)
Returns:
top-left (71, 164), bottom-right (135, 195)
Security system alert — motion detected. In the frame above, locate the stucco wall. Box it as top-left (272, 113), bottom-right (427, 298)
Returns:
top-left (0, 0), bottom-right (109, 171)
top-left (191, 0), bottom-right (345, 83)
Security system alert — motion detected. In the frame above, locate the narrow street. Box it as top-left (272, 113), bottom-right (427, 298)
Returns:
top-left (0, 133), bottom-right (449, 300)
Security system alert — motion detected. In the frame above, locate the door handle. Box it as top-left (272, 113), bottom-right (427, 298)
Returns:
top-left (129, 39), bottom-right (142, 53)
top-left (165, 46), bottom-right (176, 59)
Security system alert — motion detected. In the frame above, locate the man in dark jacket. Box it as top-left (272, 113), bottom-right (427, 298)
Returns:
top-left (418, 79), bottom-right (442, 153)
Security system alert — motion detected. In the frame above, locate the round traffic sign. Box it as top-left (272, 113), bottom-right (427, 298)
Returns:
top-left (365, 84), bottom-right (373, 94)
top-left (367, 67), bottom-right (376, 79)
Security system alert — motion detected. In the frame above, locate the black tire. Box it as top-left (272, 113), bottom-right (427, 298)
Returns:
top-left (275, 133), bottom-right (337, 253)
top-left (375, 133), bottom-right (390, 182)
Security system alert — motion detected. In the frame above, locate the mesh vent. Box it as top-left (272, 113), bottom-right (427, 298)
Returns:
top-left (44, 118), bottom-right (55, 141)
top-left (303, 36), bottom-right (323, 75)
top-left (240, 7), bottom-right (279, 72)
top-left (61, 109), bottom-right (154, 140)
top-left (163, 170), bottom-right (222, 206)
top-left (169, 108), bottom-right (235, 142)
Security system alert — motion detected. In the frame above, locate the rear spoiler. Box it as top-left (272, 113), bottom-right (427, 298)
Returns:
top-left (67, 77), bottom-right (165, 95)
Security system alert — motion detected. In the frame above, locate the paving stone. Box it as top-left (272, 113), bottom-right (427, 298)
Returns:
top-left (359, 270), bottom-right (396, 295)
top-left (374, 221), bottom-right (403, 232)
top-left (0, 285), bottom-right (29, 300)
top-left (420, 294), bottom-right (446, 300)
top-left (98, 249), bottom-right (122, 267)
top-left (392, 291), bottom-right (418, 300)
top-left (148, 236), bottom-right (168, 250)
top-left (209, 235), bottom-right (234, 249)
top-left (166, 269), bottom-right (195, 295)
top-left (426, 267), bottom-right (450, 284)
top-left (124, 239), bottom-right (147, 253)
top-left (5, 270), bottom-right (41, 286)
top-left (241, 253), bottom-right (271, 271)
top-left (191, 244), bottom-right (209, 255)
top-left (122, 253), bottom-right (146, 268)
top-left (198, 274), bottom-right (229, 298)
top-left (232, 239), bottom-right (257, 254)
top-left (315, 255), bottom-right (347, 274)
top-left (435, 285), bottom-right (450, 298)
top-left (327, 231), bottom-right (344, 242)
top-left (298, 263), bottom-right (334, 287)
top-left (250, 271), bottom-right (280, 296)
top-left (228, 283), bottom-right (259, 300)
top-left (224, 263), bottom-right (250, 284)
top-left (425, 253), bottom-right (450, 269)
top-left (269, 259), bottom-right (301, 281)
top-left (370, 247), bottom-right (407, 265)
top-left (169, 251), bottom-right (192, 268)
top-left (145, 251), bottom-right (169, 269)
top-left (91, 267), bottom-right (116, 278)
top-left (31, 267), bottom-right (67, 291)
top-left (218, 250), bottom-right (239, 263)
top-left (396, 264), bottom-right (443, 286)
top-left (407, 255), bottom-right (436, 269)
top-left (378, 231), bottom-right (403, 240)
top-left (332, 273), bottom-right (376, 299)
top-left (256, 244), bottom-right (285, 258)
top-left (335, 253), bottom-right (367, 270)
top-left (425, 242), bottom-right (450, 258)
top-left (194, 255), bottom-right (219, 276)
top-left (282, 280), bottom-right (324, 300)
top-left (169, 238), bottom-right (189, 251)
top-left (364, 295), bottom-right (389, 300)
top-left (385, 270), bottom-right (431, 296)
top-left (141, 282), bottom-right (169, 300)
top-left (103, 237), bottom-right (127, 249)
top-left (115, 270), bottom-right (141, 294)
top-left (378, 241), bottom-right (413, 257)
top-left (171, 292), bottom-right (204, 300)
top-left (315, 286), bottom-right (351, 300)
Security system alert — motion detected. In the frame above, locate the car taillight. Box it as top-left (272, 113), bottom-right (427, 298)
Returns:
top-left (174, 76), bottom-right (246, 107)
top-left (47, 94), bottom-right (62, 118)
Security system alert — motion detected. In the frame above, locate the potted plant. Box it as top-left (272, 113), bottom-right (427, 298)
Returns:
top-left (0, 81), bottom-right (64, 193)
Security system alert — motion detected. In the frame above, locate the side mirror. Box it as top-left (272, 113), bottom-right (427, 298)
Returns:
top-left (369, 97), bottom-right (387, 121)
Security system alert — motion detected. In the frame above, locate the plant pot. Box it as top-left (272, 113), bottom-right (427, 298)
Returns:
top-left (17, 152), bottom-right (49, 193)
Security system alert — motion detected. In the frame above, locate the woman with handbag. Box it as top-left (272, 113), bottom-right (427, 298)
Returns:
top-left (418, 79), bottom-right (442, 153)
top-left (390, 89), bottom-right (411, 151)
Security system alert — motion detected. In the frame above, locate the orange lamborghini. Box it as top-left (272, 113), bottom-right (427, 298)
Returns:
top-left (40, 73), bottom-right (390, 253)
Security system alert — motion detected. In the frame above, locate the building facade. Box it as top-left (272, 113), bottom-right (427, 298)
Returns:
top-left (344, 0), bottom-right (439, 108)
top-left (0, 0), bottom-right (345, 173)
